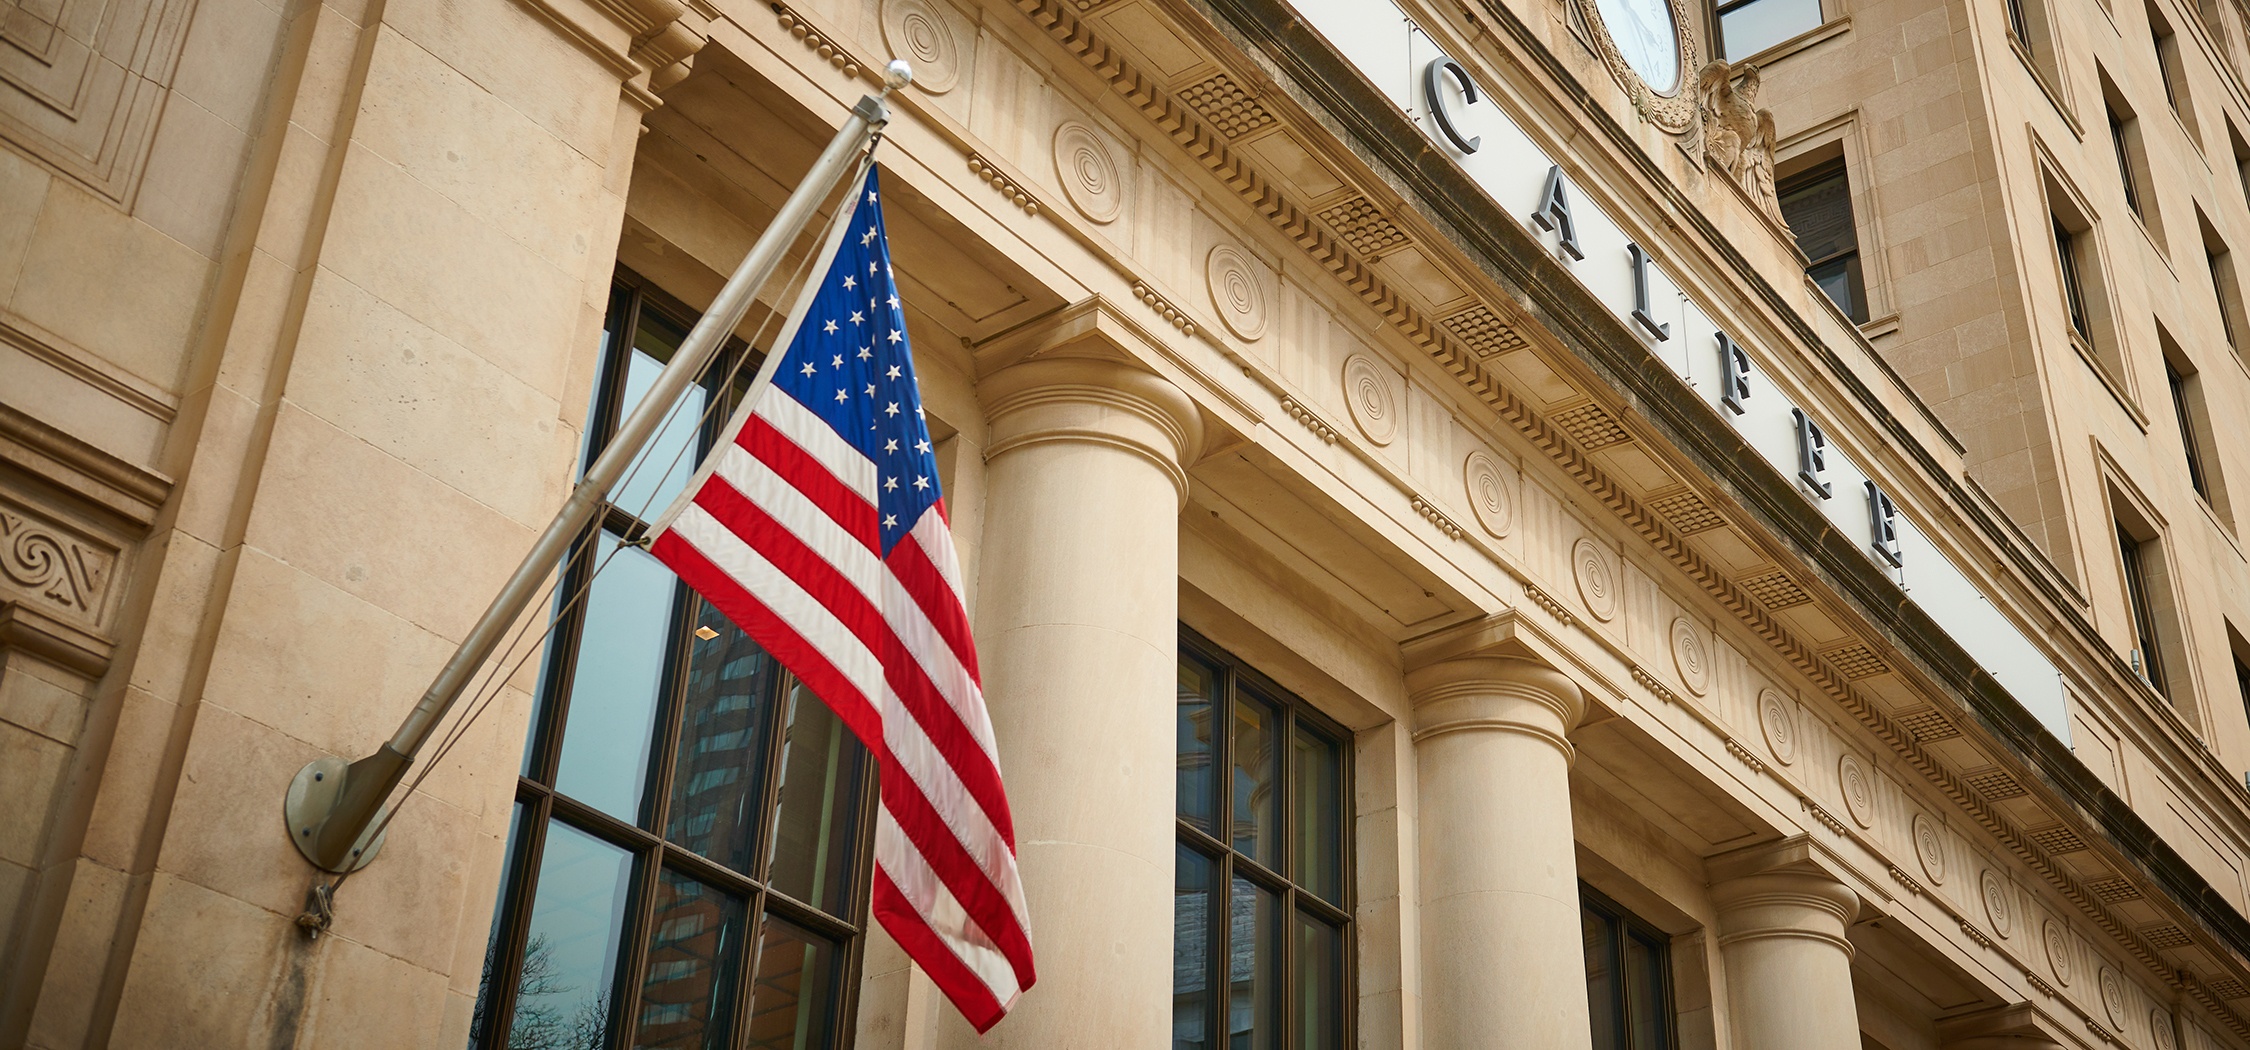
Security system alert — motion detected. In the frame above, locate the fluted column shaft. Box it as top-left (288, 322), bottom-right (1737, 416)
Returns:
top-left (1712, 871), bottom-right (1862, 1050)
top-left (950, 357), bottom-right (1199, 1047)
top-left (1406, 657), bottom-right (1591, 1049)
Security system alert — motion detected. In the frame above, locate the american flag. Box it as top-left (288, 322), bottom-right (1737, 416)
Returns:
top-left (648, 168), bottom-right (1035, 1029)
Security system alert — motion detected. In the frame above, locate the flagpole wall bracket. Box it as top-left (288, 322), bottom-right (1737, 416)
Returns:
top-left (283, 750), bottom-right (400, 872)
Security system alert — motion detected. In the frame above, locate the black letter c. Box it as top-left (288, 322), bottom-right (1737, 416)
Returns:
top-left (1423, 58), bottom-right (1482, 155)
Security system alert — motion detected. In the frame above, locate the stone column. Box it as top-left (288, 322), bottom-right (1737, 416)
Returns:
top-left (1709, 844), bottom-right (1862, 1050)
top-left (953, 355), bottom-right (1199, 1046)
top-left (1405, 656), bottom-right (1592, 1049)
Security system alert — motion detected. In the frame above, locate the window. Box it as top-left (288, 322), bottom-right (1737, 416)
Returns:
top-left (1176, 631), bottom-right (1352, 1050)
top-left (471, 274), bottom-right (872, 1050)
top-left (2202, 213), bottom-right (2248, 357)
top-left (1582, 884), bottom-right (1675, 1050)
top-left (2150, 1), bottom-right (2200, 140)
top-left (2118, 523), bottom-right (2169, 693)
top-left (2005, 0), bottom-right (2032, 44)
top-left (2232, 121), bottom-right (2250, 216)
top-left (2056, 217), bottom-right (2091, 338)
top-left (2169, 360), bottom-right (2211, 499)
top-left (2159, 332), bottom-right (2230, 519)
top-left (2110, 103), bottom-right (2145, 218)
top-left (2100, 71), bottom-right (2162, 245)
top-left (1714, 0), bottom-right (1824, 58)
top-left (1777, 158), bottom-right (1869, 323)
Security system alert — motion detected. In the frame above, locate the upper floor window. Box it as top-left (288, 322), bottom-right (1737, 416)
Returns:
top-left (1583, 884), bottom-right (1675, 1050)
top-left (1175, 630), bottom-right (1352, 1050)
top-left (2150, 1), bottom-right (2201, 140)
top-left (1778, 158), bottom-right (1869, 323)
top-left (1714, 0), bottom-right (1825, 58)
top-left (2053, 215), bottom-right (2097, 347)
top-left (470, 273), bottom-right (872, 1050)
top-left (2118, 520), bottom-right (2172, 695)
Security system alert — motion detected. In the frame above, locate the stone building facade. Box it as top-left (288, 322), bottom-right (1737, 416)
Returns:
top-left (8, 0), bottom-right (2250, 1044)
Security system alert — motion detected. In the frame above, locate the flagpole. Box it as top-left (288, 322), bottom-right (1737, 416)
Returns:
top-left (283, 63), bottom-right (913, 874)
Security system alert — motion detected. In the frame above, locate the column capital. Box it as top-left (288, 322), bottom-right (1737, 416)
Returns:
top-left (1708, 836), bottom-right (1860, 956)
top-left (980, 356), bottom-right (1203, 506)
top-left (1404, 656), bottom-right (1585, 757)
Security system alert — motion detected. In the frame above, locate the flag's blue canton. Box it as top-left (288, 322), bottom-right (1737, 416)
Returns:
top-left (771, 169), bottom-right (942, 554)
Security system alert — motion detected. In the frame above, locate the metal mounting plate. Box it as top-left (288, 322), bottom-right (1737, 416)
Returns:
top-left (284, 756), bottom-right (386, 872)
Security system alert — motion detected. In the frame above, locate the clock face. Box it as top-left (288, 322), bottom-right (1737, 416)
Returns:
top-left (1593, 0), bottom-right (1682, 94)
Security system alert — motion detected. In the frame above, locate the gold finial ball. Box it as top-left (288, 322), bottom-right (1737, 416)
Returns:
top-left (884, 60), bottom-right (914, 91)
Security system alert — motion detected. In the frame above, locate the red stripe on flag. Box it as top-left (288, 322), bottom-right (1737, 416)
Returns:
top-left (878, 759), bottom-right (1036, 978)
top-left (873, 870), bottom-right (1009, 1033)
top-left (877, 617), bottom-right (1017, 845)
top-left (689, 479), bottom-right (885, 649)
top-left (886, 534), bottom-right (983, 681)
top-left (651, 531), bottom-right (884, 753)
top-left (739, 415), bottom-right (880, 548)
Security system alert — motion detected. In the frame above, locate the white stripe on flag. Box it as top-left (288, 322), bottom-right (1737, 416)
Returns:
top-left (877, 807), bottom-right (1024, 1003)
top-left (707, 443), bottom-right (883, 588)
top-left (755, 391), bottom-right (880, 493)
top-left (669, 503), bottom-right (882, 696)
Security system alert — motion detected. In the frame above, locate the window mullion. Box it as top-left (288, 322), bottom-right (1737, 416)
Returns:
top-left (478, 792), bottom-right (552, 1049)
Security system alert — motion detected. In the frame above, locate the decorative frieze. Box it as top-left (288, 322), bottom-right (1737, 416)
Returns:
top-left (1801, 796), bottom-right (1849, 835)
top-left (966, 155), bottom-right (1040, 215)
top-left (1522, 583), bottom-right (1578, 627)
top-left (1277, 398), bottom-right (1337, 444)
top-left (0, 503), bottom-right (115, 619)
top-left (1053, 122), bottom-right (1123, 223)
top-left (1462, 450), bottom-right (1514, 537)
top-left (1205, 244), bottom-right (1268, 340)
top-left (1410, 497), bottom-right (1463, 539)
top-left (775, 6), bottom-right (864, 79)
top-left (1723, 737), bottom-right (1767, 773)
top-left (1570, 537), bottom-right (1619, 622)
top-left (879, 0), bottom-right (961, 92)
top-left (1130, 281), bottom-right (1196, 336)
top-left (1340, 355), bottom-right (1396, 445)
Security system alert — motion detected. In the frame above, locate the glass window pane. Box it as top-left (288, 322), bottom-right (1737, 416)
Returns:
top-left (1624, 931), bottom-right (1669, 1050)
top-left (1175, 845), bottom-right (1216, 1050)
top-left (634, 869), bottom-right (748, 1050)
top-left (469, 804), bottom-right (527, 1049)
top-left (507, 821), bottom-right (633, 1050)
top-left (1719, 0), bottom-right (1822, 58)
top-left (1779, 165), bottom-right (1857, 265)
top-left (1809, 256), bottom-right (1862, 322)
top-left (1231, 696), bottom-right (1279, 864)
top-left (1227, 876), bottom-right (1279, 1050)
top-left (666, 603), bottom-right (778, 872)
top-left (553, 539), bottom-right (678, 823)
top-left (1291, 726), bottom-right (1343, 904)
top-left (1178, 656), bottom-right (1221, 831)
top-left (1293, 911), bottom-right (1344, 1050)
top-left (745, 918), bottom-right (842, 1050)
top-left (766, 682), bottom-right (865, 915)
top-left (613, 314), bottom-right (708, 521)
top-left (1584, 907), bottom-right (1621, 1050)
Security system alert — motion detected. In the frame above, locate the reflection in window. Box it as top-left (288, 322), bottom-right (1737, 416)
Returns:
top-left (473, 274), bottom-right (870, 1050)
top-left (1583, 885), bottom-right (1674, 1050)
top-left (1175, 630), bottom-right (1351, 1050)
top-left (1715, 0), bottom-right (1822, 59)
top-left (1778, 158), bottom-right (1869, 324)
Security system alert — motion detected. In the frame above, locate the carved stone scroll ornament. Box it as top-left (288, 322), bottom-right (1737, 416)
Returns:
top-left (1695, 61), bottom-right (1787, 229)
top-left (0, 508), bottom-right (113, 617)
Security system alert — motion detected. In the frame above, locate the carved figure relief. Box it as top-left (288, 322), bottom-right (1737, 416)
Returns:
top-left (1695, 61), bottom-right (1787, 229)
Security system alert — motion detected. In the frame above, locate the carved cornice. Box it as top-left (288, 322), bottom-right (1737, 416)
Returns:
top-left (0, 404), bottom-right (170, 528)
top-left (0, 601), bottom-right (113, 678)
